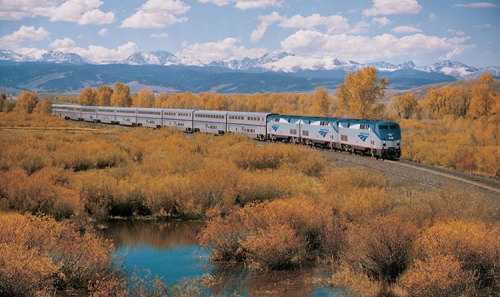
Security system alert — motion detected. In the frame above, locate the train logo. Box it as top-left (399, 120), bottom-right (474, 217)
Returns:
top-left (358, 132), bottom-right (369, 142)
top-left (318, 129), bottom-right (329, 138)
top-left (272, 125), bottom-right (279, 131)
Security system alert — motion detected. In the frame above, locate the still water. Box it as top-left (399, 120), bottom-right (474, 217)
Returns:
top-left (103, 220), bottom-right (345, 297)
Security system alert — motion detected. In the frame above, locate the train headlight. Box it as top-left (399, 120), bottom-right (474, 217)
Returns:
top-left (397, 140), bottom-right (400, 145)
top-left (383, 141), bottom-right (386, 146)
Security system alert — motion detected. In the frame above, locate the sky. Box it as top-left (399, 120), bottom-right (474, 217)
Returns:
top-left (0, 0), bottom-right (499, 67)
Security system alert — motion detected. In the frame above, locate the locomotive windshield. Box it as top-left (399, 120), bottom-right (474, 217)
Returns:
top-left (377, 123), bottom-right (401, 140)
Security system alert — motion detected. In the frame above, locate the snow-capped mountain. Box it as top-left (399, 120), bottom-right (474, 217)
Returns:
top-left (41, 51), bottom-right (87, 64)
top-left (0, 49), bottom-right (23, 62)
top-left (124, 51), bottom-right (178, 66)
top-left (0, 48), bottom-right (498, 79)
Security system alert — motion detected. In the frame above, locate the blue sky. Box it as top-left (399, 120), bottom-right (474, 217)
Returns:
top-left (0, 0), bottom-right (499, 67)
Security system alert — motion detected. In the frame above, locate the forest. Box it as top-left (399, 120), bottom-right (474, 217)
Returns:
top-left (0, 67), bottom-right (498, 296)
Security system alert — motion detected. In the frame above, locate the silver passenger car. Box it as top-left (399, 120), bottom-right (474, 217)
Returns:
top-left (115, 107), bottom-right (137, 126)
top-left (227, 111), bottom-right (272, 140)
top-left (193, 110), bottom-right (227, 134)
top-left (137, 108), bottom-right (162, 128)
top-left (96, 107), bottom-right (116, 124)
top-left (162, 109), bottom-right (196, 132)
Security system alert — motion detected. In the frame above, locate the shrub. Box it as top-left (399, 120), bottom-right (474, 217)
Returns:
top-left (346, 215), bottom-right (417, 284)
top-left (240, 223), bottom-right (305, 270)
top-left (0, 213), bottom-right (125, 296)
top-left (413, 220), bottom-right (499, 294)
top-left (398, 254), bottom-right (475, 297)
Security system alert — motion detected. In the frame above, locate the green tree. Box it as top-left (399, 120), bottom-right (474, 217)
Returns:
top-left (78, 88), bottom-right (97, 106)
top-left (97, 86), bottom-right (113, 106)
top-left (16, 91), bottom-right (39, 114)
top-left (310, 87), bottom-right (330, 116)
top-left (336, 67), bottom-right (388, 119)
top-left (111, 82), bottom-right (132, 107)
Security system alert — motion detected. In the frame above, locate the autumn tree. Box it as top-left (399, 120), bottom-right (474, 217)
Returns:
top-left (137, 89), bottom-right (155, 108)
top-left (422, 87), bottom-right (471, 118)
top-left (16, 91), bottom-right (39, 114)
top-left (155, 93), bottom-right (168, 108)
top-left (391, 93), bottom-right (419, 119)
top-left (110, 82), bottom-right (132, 107)
top-left (336, 67), bottom-right (388, 119)
top-left (97, 86), bottom-right (113, 106)
top-left (310, 87), bottom-right (330, 116)
top-left (469, 73), bottom-right (498, 118)
top-left (78, 87), bottom-right (97, 106)
top-left (35, 97), bottom-right (53, 115)
top-left (0, 92), bottom-right (6, 112)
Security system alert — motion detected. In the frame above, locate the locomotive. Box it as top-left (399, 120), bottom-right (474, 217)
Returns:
top-left (52, 104), bottom-right (401, 160)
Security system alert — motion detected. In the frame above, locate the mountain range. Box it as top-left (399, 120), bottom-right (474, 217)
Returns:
top-left (1, 49), bottom-right (499, 94)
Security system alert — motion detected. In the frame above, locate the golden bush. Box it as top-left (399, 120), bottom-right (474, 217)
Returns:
top-left (398, 254), bottom-right (474, 297)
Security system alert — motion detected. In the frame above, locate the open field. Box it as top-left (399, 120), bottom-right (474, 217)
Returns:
top-left (1, 113), bottom-right (498, 296)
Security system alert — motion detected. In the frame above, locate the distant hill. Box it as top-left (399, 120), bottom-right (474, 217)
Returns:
top-left (385, 78), bottom-right (500, 101)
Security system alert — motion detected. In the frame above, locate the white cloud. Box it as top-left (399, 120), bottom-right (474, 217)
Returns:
top-left (15, 47), bottom-right (48, 60)
top-left (454, 2), bottom-right (500, 8)
top-left (121, 0), bottom-right (190, 28)
top-left (0, 0), bottom-right (115, 24)
top-left (280, 30), bottom-right (473, 63)
top-left (151, 32), bottom-right (169, 38)
top-left (56, 42), bottom-right (139, 63)
top-left (49, 37), bottom-right (76, 48)
top-left (363, 0), bottom-right (422, 16)
top-left (447, 29), bottom-right (466, 36)
top-left (250, 12), bottom-right (283, 42)
top-left (198, 0), bottom-right (283, 10)
top-left (98, 28), bottom-right (108, 36)
top-left (474, 23), bottom-right (492, 28)
top-left (251, 12), bottom-right (357, 42)
top-left (0, 25), bottom-right (49, 48)
top-left (428, 13), bottom-right (437, 22)
top-left (279, 13), bottom-right (351, 34)
top-left (372, 17), bottom-right (391, 26)
top-left (391, 26), bottom-right (422, 33)
top-left (178, 38), bottom-right (267, 63)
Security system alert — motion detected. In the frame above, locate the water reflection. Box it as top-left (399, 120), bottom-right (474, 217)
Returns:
top-left (102, 220), bottom-right (343, 297)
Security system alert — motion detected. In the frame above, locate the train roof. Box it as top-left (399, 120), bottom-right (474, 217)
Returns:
top-left (194, 110), bottom-right (228, 114)
top-left (162, 108), bottom-right (197, 112)
top-left (227, 111), bottom-right (274, 117)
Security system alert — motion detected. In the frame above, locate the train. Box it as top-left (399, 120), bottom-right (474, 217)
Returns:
top-left (52, 104), bottom-right (401, 160)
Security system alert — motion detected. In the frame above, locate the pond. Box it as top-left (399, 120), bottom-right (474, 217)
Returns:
top-left (103, 220), bottom-right (346, 297)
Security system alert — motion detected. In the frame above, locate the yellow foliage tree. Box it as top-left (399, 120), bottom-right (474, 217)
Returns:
top-left (78, 87), bottom-right (97, 106)
top-left (97, 86), bottom-right (113, 106)
top-left (0, 92), bottom-right (6, 112)
top-left (469, 73), bottom-right (497, 118)
top-left (391, 93), bottom-right (419, 119)
top-left (422, 87), bottom-right (470, 118)
top-left (310, 87), bottom-right (330, 116)
top-left (36, 97), bottom-right (53, 115)
top-left (110, 82), bottom-right (132, 107)
top-left (137, 89), bottom-right (155, 108)
top-left (336, 67), bottom-right (388, 119)
top-left (16, 91), bottom-right (39, 114)
top-left (155, 93), bottom-right (169, 108)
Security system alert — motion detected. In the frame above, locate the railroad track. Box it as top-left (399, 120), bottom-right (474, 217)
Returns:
top-left (384, 159), bottom-right (500, 194)
top-left (313, 147), bottom-right (500, 195)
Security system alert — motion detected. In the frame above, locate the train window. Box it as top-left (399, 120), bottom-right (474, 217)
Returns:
top-left (274, 118), bottom-right (279, 122)
top-left (290, 129), bottom-right (297, 134)
top-left (379, 125), bottom-right (388, 130)
top-left (320, 121), bottom-right (328, 126)
top-left (302, 130), bottom-right (309, 136)
top-left (390, 125), bottom-right (399, 129)
top-left (341, 135), bottom-right (348, 141)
